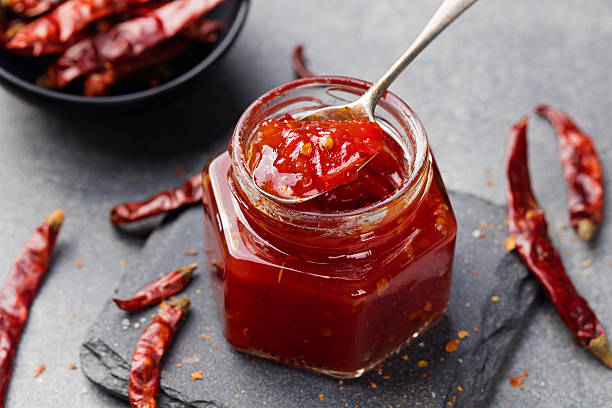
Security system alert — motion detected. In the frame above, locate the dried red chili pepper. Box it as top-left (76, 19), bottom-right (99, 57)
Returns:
top-left (0, 210), bottom-right (64, 405)
top-left (129, 297), bottom-right (190, 408)
top-left (505, 118), bottom-right (611, 368)
top-left (535, 105), bottom-right (604, 241)
top-left (291, 44), bottom-right (315, 78)
top-left (84, 40), bottom-right (190, 96)
top-left (127, 2), bottom-right (225, 42)
top-left (113, 263), bottom-right (197, 311)
top-left (39, 0), bottom-right (227, 88)
top-left (110, 172), bottom-right (203, 225)
top-left (2, 0), bottom-right (63, 17)
top-left (6, 0), bottom-right (149, 56)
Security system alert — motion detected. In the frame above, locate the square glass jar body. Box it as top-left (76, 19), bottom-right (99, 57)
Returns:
top-left (202, 77), bottom-right (457, 378)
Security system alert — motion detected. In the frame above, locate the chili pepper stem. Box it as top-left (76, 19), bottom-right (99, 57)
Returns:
top-left (43, 209), bottom-right (65, 232)
top-left (576, 219), bottom-right (597, 242)
top-left (179, 263), bottom-right (198, 281)
top-left (586, 334), bottom-right (612, 368)
top-left (171, 297), bottom-right (190, 312)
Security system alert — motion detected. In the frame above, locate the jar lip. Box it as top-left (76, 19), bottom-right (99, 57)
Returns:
top-left (230, 75), bottom-right (430, 222)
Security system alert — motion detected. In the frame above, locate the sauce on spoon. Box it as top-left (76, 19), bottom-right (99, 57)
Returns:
top-left (247, 114), bottom-right (384, 200)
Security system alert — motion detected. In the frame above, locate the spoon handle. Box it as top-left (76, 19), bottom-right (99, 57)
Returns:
top-left (362, 0), bottom-right (478, 113)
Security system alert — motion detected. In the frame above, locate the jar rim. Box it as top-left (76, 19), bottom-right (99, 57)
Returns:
top-left (229, 75), bottom-right (430, 226)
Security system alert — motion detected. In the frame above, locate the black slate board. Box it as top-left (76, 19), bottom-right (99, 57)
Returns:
top-left (80, 191), bottom-right (538, 408)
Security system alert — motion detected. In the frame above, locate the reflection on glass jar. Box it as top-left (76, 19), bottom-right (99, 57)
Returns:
top-left (202, 76), bottom-right (457, 378)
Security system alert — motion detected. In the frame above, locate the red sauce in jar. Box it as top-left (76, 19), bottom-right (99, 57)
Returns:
top-left (203, 118), bottom-right (456, 377)
top-left (202, 73), bottom-right (456, 379)
top-left (248, 115), bottom-right (385, 200)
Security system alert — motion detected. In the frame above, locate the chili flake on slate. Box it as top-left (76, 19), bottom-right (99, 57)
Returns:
top-left (503, 236), bottom-right (516, 252)
top-left (191, 370), bottom-right (203, 381)
top-left (473, 228), bottom-right (487, 238)
top-left (33, 364), bottom-right (46, 378)
top-left (445, 339), bottom-right (460, 352)
top-left (457, 330), bottom-right (470, 339)
top-left (509, 375), bottom-right (524, 387)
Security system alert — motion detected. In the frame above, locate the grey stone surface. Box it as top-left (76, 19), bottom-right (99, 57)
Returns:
top-left (0, 0), bottom-right (610, 407)
top-left (80, 192), bottom-right (538, 408)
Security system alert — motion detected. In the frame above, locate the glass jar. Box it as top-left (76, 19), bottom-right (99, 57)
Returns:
top-left (201, 76), bottom-right (457, 378)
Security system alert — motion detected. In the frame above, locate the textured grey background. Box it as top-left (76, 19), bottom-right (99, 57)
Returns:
top-left (0, 0), bottom-right (610, 407)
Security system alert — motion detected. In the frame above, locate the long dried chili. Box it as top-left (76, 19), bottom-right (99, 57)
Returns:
top-left (110, 172), bottom-right (203, 225)
top-left (291, 44), bottom-right (315, 78)
top-left (84, 40), bottom-right (190, 96)
top-left (126, 2), bottom-right (226, 41)
top-left (535, 105), bottom-right (604, 241)
top-left (505, 118), bottom-right (611, 368)
top-left (129, 297), bottom-right (190, 408)
top-left (127, 3), bottom-right (225, 42)
top-left (84, 18), bottom-right (225, 95)
top-left (2, 0), bottom-right (63, 17)
top-left (113, 263), bottom-right (197, 311)
top-left (39, 0), bottom-right (227, 88)
top-left (7, 0), bottom-right (149, 56)
top-left (0, 210), bottom-right (65, 405)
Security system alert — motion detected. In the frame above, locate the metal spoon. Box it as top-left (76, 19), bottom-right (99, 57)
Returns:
top-left (258, 0), bottom-right (478, 204)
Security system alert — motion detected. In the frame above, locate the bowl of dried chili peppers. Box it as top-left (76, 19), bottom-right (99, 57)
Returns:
top-left (0, 0), bottom-right (248, 105)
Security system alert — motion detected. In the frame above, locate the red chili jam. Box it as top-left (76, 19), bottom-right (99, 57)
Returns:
top-left (248, 115), bottom-right (384, 200)
top-left (202, 77), bottom-right (457, 378)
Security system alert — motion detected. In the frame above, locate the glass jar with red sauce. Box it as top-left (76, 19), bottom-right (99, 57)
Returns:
top-left (202, 76), bottom-right (457, 378)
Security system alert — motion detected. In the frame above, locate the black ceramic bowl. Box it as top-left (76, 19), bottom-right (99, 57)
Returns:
top-left (0, 0), bottom-right (249, 106)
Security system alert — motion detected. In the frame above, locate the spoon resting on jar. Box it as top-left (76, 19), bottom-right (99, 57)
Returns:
top-left (249, 0), bottom-right (478, 204)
